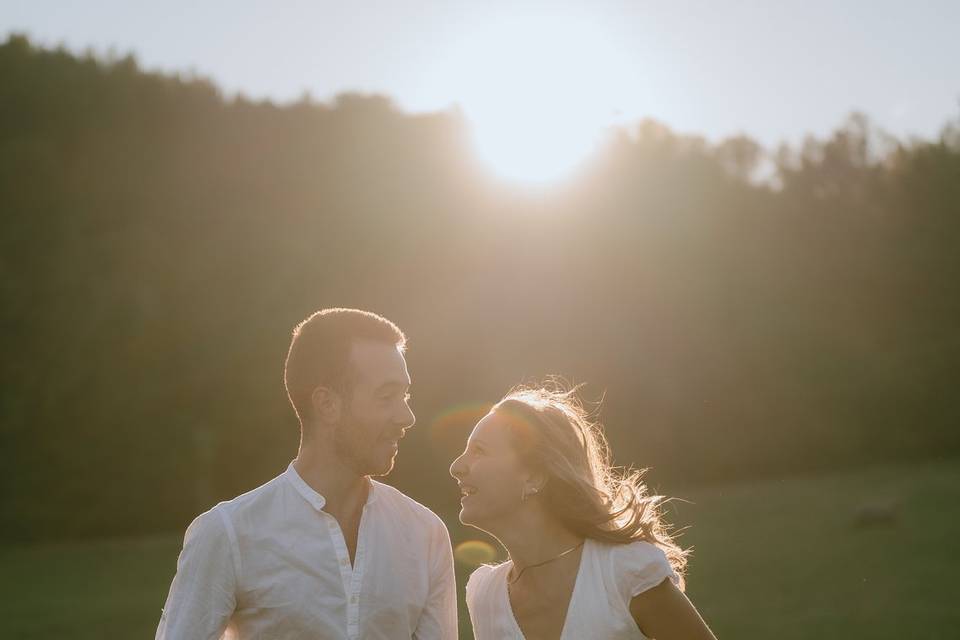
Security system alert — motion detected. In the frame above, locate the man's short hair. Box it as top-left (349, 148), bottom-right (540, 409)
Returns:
top-left (284, 308), bottom-right (407, 427)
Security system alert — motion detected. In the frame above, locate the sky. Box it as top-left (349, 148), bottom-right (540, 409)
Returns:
top-left (4, 0), bottom-right (958, 155)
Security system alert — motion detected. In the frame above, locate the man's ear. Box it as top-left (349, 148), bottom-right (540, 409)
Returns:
top-left (310, 386), bottom-right (342, 426)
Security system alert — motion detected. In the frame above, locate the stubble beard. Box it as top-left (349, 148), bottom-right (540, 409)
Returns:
top-left (332, 413), bottom-right (392, 477)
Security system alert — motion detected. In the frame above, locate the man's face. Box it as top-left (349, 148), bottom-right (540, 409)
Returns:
top-left (333, 340), bottom-right (415, 477)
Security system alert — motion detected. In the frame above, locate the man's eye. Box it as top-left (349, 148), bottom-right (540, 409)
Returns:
top-left (379, 392), bottom-right (410, 402)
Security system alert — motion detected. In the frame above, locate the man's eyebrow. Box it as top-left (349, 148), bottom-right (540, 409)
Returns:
top-left (373, 381), bottom-right (410, 393)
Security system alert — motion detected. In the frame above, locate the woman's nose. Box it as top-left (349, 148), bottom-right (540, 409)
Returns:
top-left (394, 402), bottom-right (415, 428)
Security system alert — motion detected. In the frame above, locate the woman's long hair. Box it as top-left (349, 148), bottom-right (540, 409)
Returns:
top-left (494, 381), bottom-right (688, 587)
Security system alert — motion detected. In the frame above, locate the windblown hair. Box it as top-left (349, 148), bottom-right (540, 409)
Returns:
top-left (494, 381), bottom-right (688, 587)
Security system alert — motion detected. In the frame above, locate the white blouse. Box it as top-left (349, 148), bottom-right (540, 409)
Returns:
top-left (465, 538), bottom-right (678, 640)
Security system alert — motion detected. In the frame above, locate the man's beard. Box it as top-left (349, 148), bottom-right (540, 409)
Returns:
top-left (332, 415), bottom-right (393, 477)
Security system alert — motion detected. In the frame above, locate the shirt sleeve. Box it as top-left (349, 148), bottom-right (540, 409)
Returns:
top-left (413, 515), bottom-right (459, 640)
top-left (614, 540), bottom-right (679, 601)
top-left (155, 507), bottom-right (238, 640)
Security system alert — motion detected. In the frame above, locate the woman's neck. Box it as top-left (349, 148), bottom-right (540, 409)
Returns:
top-left (491, 507), bottom-right (584, 571)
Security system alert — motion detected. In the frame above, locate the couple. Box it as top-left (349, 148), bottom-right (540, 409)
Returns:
top-left (156, 308), bottom-right (716, 639)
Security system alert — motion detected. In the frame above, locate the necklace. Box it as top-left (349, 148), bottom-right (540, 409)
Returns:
top-left (507, 540), bottom-right (584, 585)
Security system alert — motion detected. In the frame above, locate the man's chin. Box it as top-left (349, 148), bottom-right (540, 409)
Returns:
top-left (366, 452), bottom-right (397, 477)
top-left (367, 440), bottom-right (400, 476)
top-left (368, 463), bottom-right (394, 478)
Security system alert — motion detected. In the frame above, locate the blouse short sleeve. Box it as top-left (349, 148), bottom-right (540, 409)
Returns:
top-left (613, 540), bottom-right (679, 601)
top-left (465, 563), bottom-right (502, 638)
top-left (465, 565), bottom-right (496, 616)
top-left (465, 565), bottom-right (487, 607)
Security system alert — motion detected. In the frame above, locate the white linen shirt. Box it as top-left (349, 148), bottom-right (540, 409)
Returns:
top-left (156, 462), bottom-right (457, 640)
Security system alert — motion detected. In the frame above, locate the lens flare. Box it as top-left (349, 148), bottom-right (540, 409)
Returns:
top-left (454, 540), bottom-right (498, 567)
top-left (428, 402), bottom-right (493, 458)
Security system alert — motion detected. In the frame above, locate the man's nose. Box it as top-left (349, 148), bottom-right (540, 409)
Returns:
top-left (449, 454), bottom-right (465, 479)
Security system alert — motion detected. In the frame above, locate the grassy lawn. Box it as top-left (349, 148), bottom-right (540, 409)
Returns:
top-left (2, 457), bottom-right (958, 639)
top-left (672, 457), bottom-right (960, 639)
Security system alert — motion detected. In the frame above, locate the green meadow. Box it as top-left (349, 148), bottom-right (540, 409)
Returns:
top-left (2, 457), bottom-right (957, 639)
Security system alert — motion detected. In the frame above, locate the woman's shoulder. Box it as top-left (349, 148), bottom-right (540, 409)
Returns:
top-left (466, 561), bottom-right (509, 592)
top-left (594, 538), bottom-right (679, 599)
top-left (465, 562), bottom-right (515, 636)
top-left (609, 538), bottom-right (671, 563)
top-left (589, 536), bottom-right (667, 562)
top-left (465, 561), bottom-right (510, 615)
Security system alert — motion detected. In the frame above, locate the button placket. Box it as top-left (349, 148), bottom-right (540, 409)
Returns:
top-left (322, 514), bottom-right (355, 616)
top-left (346, 500), bottom-right (371, 639)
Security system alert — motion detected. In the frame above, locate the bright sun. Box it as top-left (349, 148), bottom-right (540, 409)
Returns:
top-left (442, 15), bottom-right (630, 186)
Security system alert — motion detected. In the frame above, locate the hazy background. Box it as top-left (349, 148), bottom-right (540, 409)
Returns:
top-left (6, 0), bottom-right (960, 148)
top-left (1, 2), bottom-right (959, 638)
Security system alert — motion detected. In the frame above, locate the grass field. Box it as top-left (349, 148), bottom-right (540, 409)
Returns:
top-left (2, 457), bottom-right (958, 639)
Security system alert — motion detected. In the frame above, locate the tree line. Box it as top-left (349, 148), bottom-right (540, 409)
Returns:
top-left (1, 34), bottom-right (957, 541)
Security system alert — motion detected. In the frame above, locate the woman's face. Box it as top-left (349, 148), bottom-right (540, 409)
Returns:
top-left (449, 411), bottom-right (531, 530)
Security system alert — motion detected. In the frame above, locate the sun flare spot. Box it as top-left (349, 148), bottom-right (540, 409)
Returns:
top-left (454, 540), bottom-right (499, 567)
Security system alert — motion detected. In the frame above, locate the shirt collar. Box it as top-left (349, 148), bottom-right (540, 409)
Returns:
top-left (284, 461), bottom-right (378, 511)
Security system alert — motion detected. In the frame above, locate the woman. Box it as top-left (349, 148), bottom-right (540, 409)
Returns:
top-left (450, 383), bottom-right (717, 640)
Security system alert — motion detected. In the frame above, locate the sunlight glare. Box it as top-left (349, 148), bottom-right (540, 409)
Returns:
top-left (443, 16), bottom-right (631, 186)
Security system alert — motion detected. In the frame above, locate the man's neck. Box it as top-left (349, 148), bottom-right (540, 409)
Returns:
top-left (293, 443), bottom-right (370, 516)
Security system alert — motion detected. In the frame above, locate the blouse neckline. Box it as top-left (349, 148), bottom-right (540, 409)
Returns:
top-left (501, 537), bottom-right (591, 640)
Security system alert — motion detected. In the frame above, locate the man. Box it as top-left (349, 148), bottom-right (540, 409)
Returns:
top-left (156, 308), bottom-right (457, 639)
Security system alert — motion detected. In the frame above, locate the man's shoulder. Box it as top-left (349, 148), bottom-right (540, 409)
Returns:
top-left (371, 480), bottom-right (448, 532)
top-left (201, 470), bottom-right (288, 526)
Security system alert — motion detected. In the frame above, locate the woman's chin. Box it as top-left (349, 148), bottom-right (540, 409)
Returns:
top-left (458, 502), bottom-right (485, 528)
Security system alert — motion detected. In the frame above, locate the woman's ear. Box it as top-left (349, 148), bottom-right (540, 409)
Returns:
top-left (311, 386), bottom-right (342, 426)
top-left (525, 471), bottom-right (549, 495)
